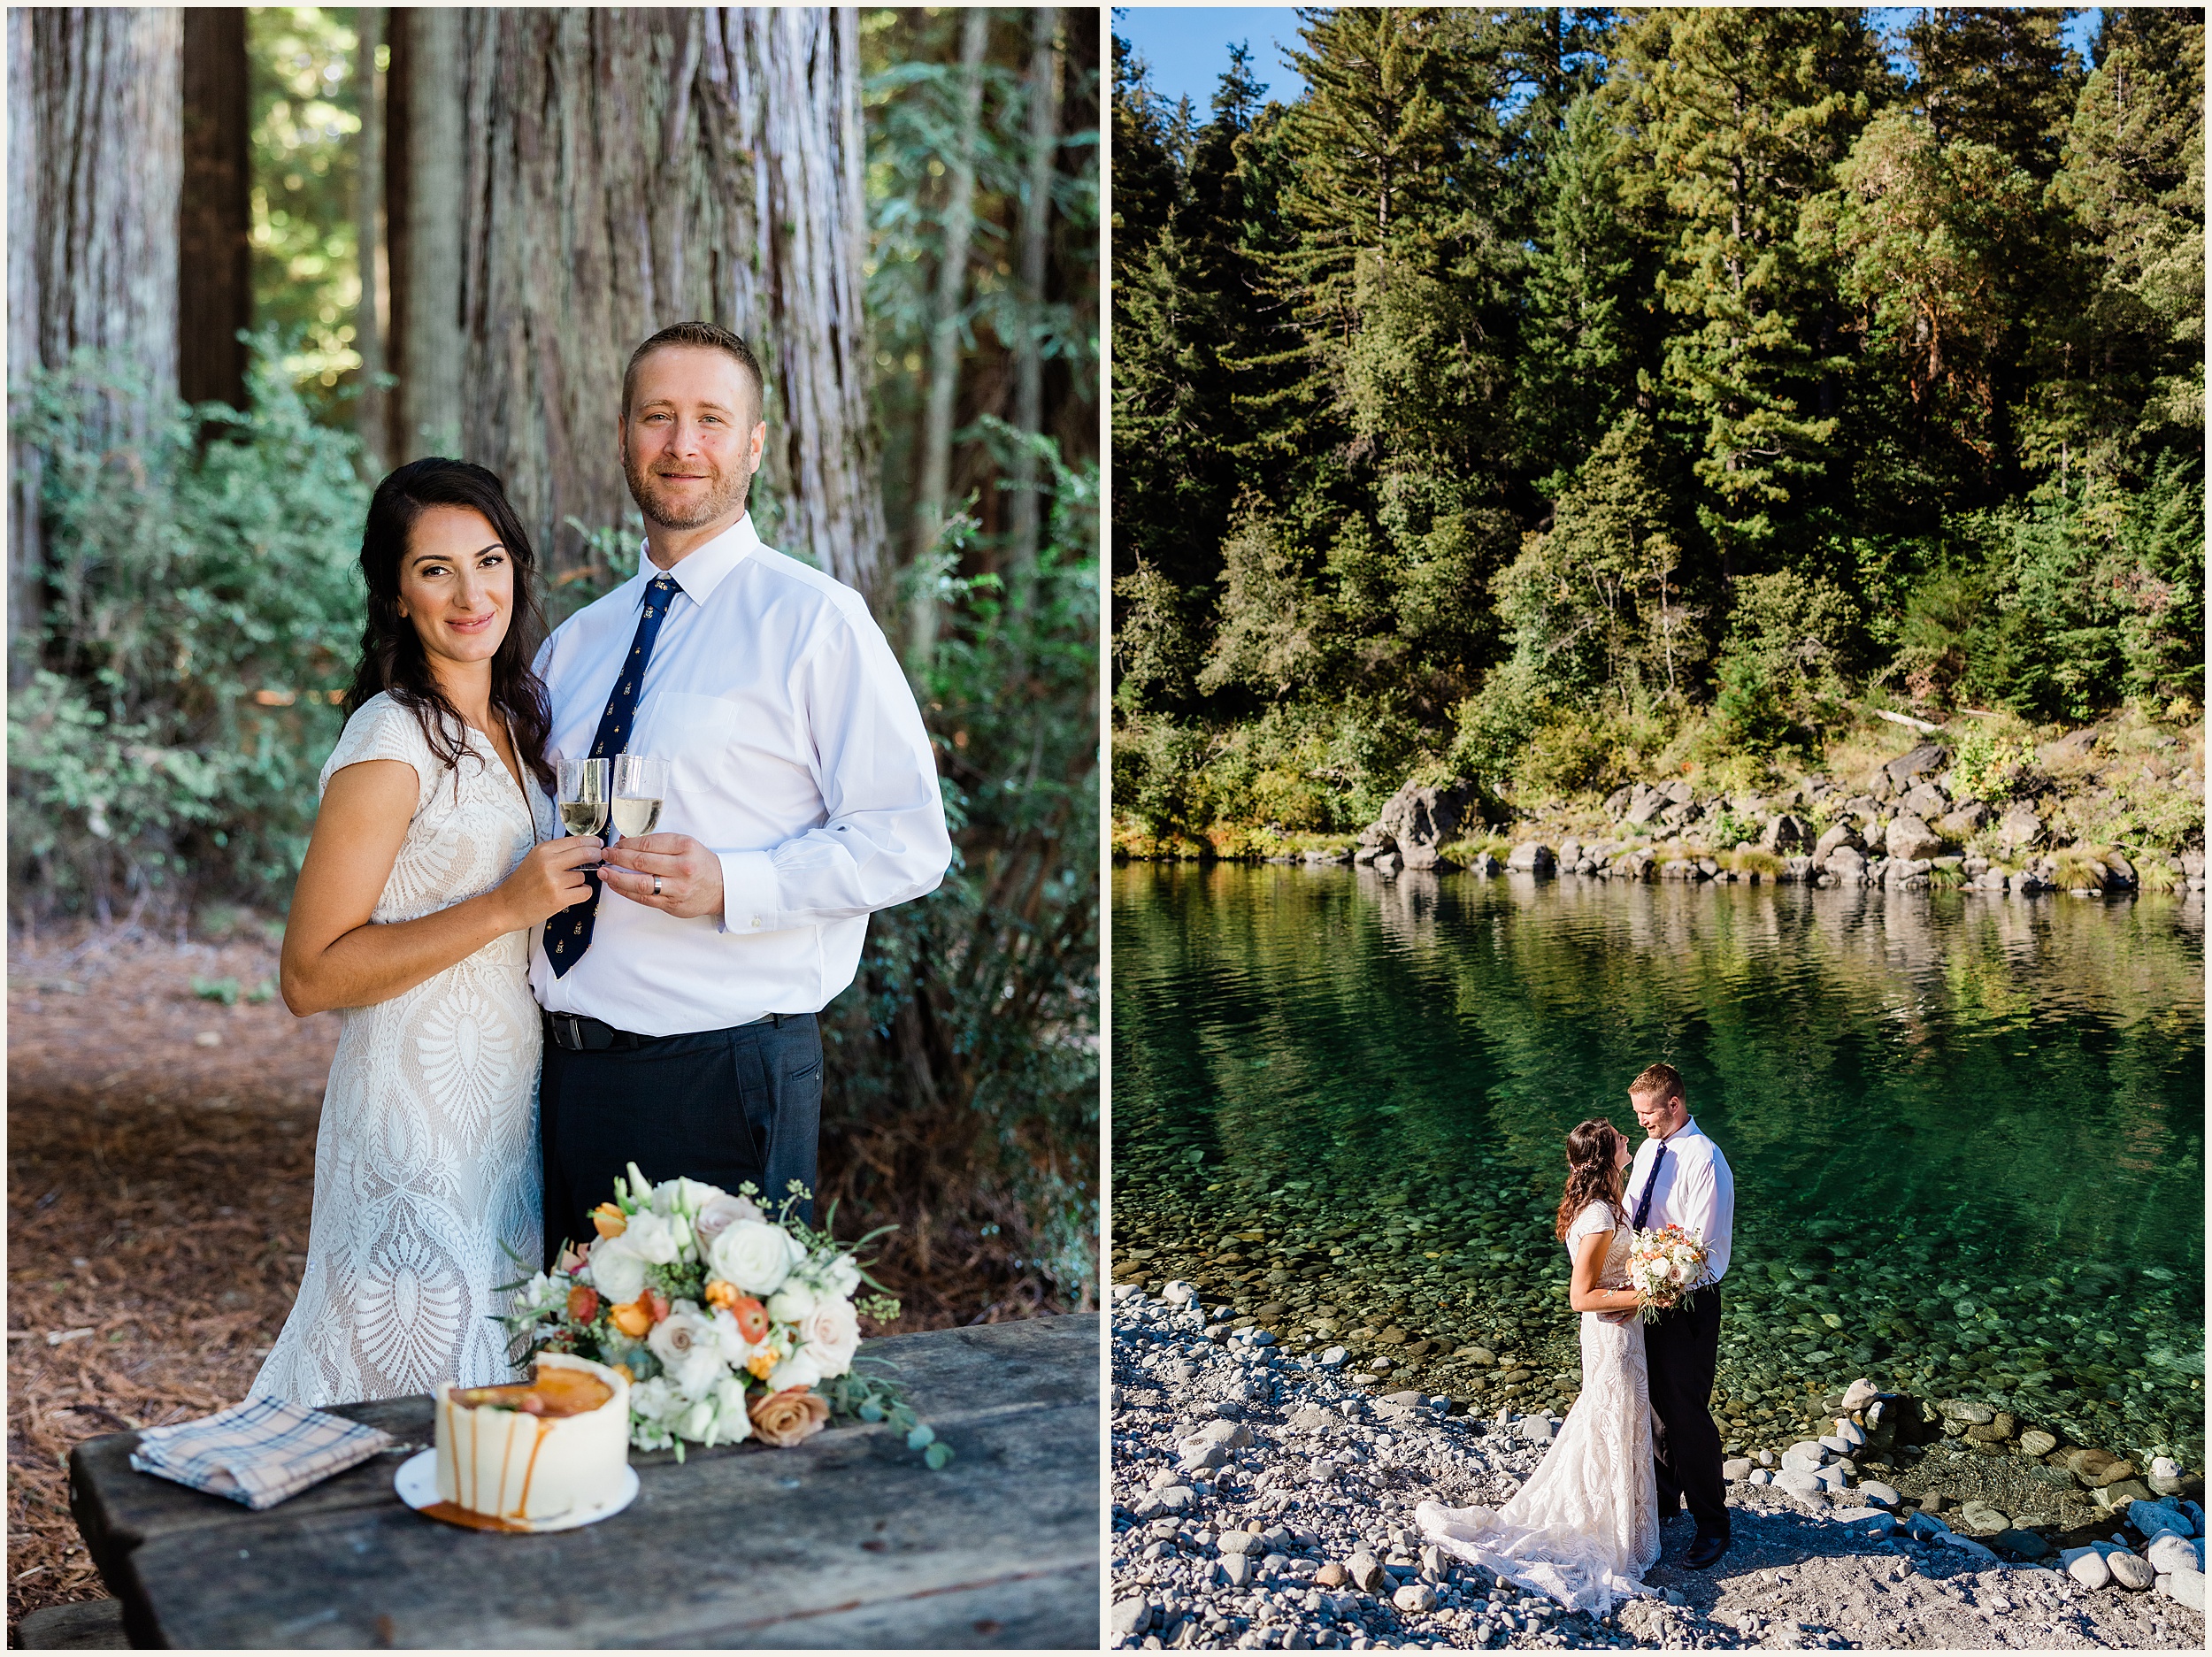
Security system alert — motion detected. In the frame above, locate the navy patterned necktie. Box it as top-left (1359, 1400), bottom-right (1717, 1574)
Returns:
top-left (1632, 1141), bottom-right (1670, 1231)
top-left (547, 572), bottom-right (679, 978)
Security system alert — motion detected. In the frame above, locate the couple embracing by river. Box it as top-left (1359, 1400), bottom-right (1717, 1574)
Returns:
top-left (250, 322), bottom-right (949, 1406)
top-left (1417, 1062), bottom-right (1736, 1613)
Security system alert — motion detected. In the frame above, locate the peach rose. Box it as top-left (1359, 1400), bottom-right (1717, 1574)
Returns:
top-left (748, 1385), bottom-right (830, 1448)
top-left (610, 1298), bottom-right (653, 1339)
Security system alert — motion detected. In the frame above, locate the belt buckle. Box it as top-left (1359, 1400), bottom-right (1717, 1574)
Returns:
top-left (555, 1012), bottom-right (584, 1052)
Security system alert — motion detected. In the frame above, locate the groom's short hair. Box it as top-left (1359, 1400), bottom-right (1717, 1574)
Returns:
top-left (623, 321), bottom-right (765, 423)
top-left (1629, 1062), bottom-right (1685, 1105)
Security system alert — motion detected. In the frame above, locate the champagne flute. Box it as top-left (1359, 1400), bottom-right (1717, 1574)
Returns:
top-left (557, 756), bottom-right (609, 840)
top-left (611, 755), bottom-right (669, 841)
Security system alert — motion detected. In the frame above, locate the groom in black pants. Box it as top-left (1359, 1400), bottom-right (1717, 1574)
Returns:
top-left (1624, 1062), bottom-right (1736, 1570)
top-left (529, 323), bottom-right (951, 1263)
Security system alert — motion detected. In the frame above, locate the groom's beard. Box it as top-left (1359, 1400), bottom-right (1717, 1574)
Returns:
top-left (624, 448), bottom-right (754, 532)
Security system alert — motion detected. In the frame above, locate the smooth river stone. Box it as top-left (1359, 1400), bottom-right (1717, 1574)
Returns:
top-left (2160, 1566), bottom-right (2207, 1612)
top-left (2108, 1552), bottom-right (2156, 1591)
top-left (2068, 1552), bottom-right (2112, 1591)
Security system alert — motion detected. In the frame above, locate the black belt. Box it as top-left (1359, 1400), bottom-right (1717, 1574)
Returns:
top-left (542, 1010), bottom-right (780, 1052)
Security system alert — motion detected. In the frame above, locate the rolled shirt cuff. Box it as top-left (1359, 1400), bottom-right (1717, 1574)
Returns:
top-left (715, 849), bottom-right (779, 935)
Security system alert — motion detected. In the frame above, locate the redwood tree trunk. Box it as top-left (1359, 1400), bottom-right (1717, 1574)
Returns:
top-left (392, 5), bottom-right (465, 461)
top-left (413, 8), bottom-right (884, 602)
top-left (9, 7), bottom-right (182, 684)
top-left (905, 6), bottom-right (991, 661)
top-left (178, 7), bottom-right (249, 412)
top-left (352, 5), bottom-right (387, 471)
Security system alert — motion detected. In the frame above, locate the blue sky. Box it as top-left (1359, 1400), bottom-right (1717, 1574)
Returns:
top-left (1118, 6), bottom-right (2104, 121)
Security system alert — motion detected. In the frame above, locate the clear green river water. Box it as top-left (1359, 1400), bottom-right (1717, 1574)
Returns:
top-left (1111, 864), bottom-right (2205, 1469)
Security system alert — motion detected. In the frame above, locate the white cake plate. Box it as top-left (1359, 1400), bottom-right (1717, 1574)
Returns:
top-left (394, 1448), bottom-right (640, 1534)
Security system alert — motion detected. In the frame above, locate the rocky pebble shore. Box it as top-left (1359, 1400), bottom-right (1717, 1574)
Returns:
top-left (1300, 733), bottom-right (2202, 897)
top-left (1111, 1285), bottom-right (2207, 1651)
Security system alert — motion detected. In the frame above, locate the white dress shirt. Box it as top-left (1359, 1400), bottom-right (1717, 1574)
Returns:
top-left (529, 514), bottom-right (950, 1036)
top-left (1625, 1116), bottom-right (1734, 1285)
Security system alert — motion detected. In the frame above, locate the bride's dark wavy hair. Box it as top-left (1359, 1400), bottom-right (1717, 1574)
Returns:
top-left (1554, 1117), bottom-right (1628, 1241)
top-left (343, 458), bottom-right (556, 793)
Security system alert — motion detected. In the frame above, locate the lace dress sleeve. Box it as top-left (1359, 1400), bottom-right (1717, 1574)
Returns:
top-left (1565, 1201), bottom-right (1617, 1250)
top-left (319, 694), bottom-right (437, 813)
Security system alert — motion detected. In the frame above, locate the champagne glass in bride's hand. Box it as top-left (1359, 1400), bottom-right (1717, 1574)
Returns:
top-left (557, 757), bottom-right (609, 851)
top-left (610, 755), bottom-right (668, 842)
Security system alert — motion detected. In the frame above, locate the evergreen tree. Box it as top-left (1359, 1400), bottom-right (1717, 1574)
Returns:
top-left (1611, 7), bottom-right (1884, 566)
top-left (1905, 5), bottom-right (2080, 181)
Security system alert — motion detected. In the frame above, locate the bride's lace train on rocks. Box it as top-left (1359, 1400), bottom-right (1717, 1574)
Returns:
top-left (1417, 1296), bottom-right (1662, 1614)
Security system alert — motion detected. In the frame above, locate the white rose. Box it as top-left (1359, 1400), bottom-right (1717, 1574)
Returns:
top-left (767, 1349), bottom-right (823, 1392)
top-left (799, 1294), bottom-right (862, 1377)
top-left (680, 1398), bottom-right (716, 1441)
top-left (765, 1282), bottom-right (819, 1325)
top-left (707, 1219), bottom-right (803, 1296)
top-left (693, 1191), bottom-right (765, 1251)
top-left (646, 1305), bottom-right (726, 1392)
top-left (674, 1177), bottom-right (725, 1216)
top-left (586, 1236), bottom-right (648, 1305)
top-left (623, 1208), bottom-right (682, 1265)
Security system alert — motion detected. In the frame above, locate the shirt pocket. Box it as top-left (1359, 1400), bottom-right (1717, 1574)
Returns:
top-left (643, 691), bottom-right (740, 786)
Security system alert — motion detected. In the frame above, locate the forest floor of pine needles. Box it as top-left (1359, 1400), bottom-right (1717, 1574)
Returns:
top-left (6, 918), bottom-right (1074, 1642)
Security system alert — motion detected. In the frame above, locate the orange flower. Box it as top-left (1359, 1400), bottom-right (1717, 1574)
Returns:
top-left (610, 1299), bottom-right (653, 1339)
top-left (641, 1286), bottom-right (670, 1325)
top-left (608, 1362), bottom-right (634, 1383)
top-left (746, 1348), bottom-right (777, 1381)
top-left (590, 1203), bottom-right (627, 1239)
top-left (566, 1285), bottom-right (601, 1323)
top-left (703, 1279), bottom-right (739, 1311)
top-left (748, 1386), bottom-right (830, 1447)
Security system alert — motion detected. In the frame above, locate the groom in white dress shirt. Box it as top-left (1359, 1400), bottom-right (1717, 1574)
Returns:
top-left (1624, 1061), bottom-right (1735, 1569)
top-left (529, 321), bottom-right (950, 1263)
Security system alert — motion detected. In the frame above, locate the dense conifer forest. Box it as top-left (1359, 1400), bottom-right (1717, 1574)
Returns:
top-left (1110, 6), bottom-right (2204, 849)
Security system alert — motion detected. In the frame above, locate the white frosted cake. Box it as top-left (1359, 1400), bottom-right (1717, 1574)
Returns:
top-left (433, 1353), bottom-right (629, 1528)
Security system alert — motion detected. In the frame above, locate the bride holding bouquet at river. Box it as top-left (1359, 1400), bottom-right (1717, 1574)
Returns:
top-left (1418, 1066), bottom-right (1735, 1612)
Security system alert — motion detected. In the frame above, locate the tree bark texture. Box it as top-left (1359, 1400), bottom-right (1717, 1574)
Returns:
top-left (1006, 6), bottom-right (1064, 598)
top-left (352, 6), bottom-right (387, 471)
top-left (378, 9), bottom-right (883, 602)
top-left (16, 8), bottom-right (181, 415)
top-left (10, 7), bottom-right (182, 684)
top-left (390, 5), bottom-right (465, 461)
top-left (906, 6), bottom-right (991, 660)
top-left (178, 7), bottom-right (249, 412)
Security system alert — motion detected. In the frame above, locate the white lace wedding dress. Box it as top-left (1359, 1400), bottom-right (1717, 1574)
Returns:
top-left (1417, 1201), bottom-right (1661, 1614)
top-left (253, 694), bottom-right (549, 1405)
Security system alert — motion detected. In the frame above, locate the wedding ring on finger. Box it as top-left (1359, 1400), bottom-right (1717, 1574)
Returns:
top-left (653, 875), bottom-right (664, 898)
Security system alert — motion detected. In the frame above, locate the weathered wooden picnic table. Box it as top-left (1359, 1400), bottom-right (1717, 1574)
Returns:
top-left (67, 1314), bottom-right (1098, 1649)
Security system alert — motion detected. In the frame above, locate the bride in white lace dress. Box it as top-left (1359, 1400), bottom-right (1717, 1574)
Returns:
top-left (253, 461), bottom-right (603, 1406)
top-left (1417, 1119), bottom-right (1660, 1615)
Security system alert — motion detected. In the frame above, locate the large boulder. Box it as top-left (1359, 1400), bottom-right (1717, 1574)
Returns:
top-left (1997, 805), bottom-right (2045, 851)
top-left (1814, 823), bottom-right (1863, 863)
top-left (1369, 778), bottom-right (1481, 855)
top-left (1883, 742), bottom-right (1951, 792)
top-left (1762, 813), bottom-right (1810, 853)
top-left (1901, 781), bottom-right (1951, 821)
top-left (1886, 814), bottom-right (1943, 861)
top-left (1507, 842), bottom-right (1557, 876)
top-left (1401, 842), bottom-right (1459, 872)
top-left (1938, 802), bottom-right (1991, 840)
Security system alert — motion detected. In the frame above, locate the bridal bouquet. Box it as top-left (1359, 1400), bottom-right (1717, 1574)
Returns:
top-left (502, 1164), bottom-right (949, 1467)
top-left (1627, 1224), bottom-right (1709, 1323)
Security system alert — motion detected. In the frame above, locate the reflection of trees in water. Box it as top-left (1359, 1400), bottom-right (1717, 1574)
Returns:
top-left (1111, 866), bottom-right (2204, 1276)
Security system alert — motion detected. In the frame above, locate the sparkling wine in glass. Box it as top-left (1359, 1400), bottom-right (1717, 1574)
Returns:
top-left (557, 756), bottom-right (609, 839)
top-left (611, 755), bottom-right (668, 840)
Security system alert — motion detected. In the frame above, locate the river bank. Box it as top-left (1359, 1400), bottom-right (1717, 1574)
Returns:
top-left (1113, 717), bottom-right (2205, 892)
top-left (1110, 1285), bottom-right (2206, 1651)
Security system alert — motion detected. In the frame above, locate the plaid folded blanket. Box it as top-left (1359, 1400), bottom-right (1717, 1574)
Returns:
top-left (128, 1395), bottom-right (395, 1511)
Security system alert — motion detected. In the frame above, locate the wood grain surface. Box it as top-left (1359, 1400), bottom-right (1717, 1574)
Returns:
top-left (70, 1315), bottom-right (1098, 1649)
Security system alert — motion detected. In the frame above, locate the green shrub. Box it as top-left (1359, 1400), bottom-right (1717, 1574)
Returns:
top-left (9, 341), bottom-right (365, 919)
top-left (1948, 722), bottom-right (2040, 804)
